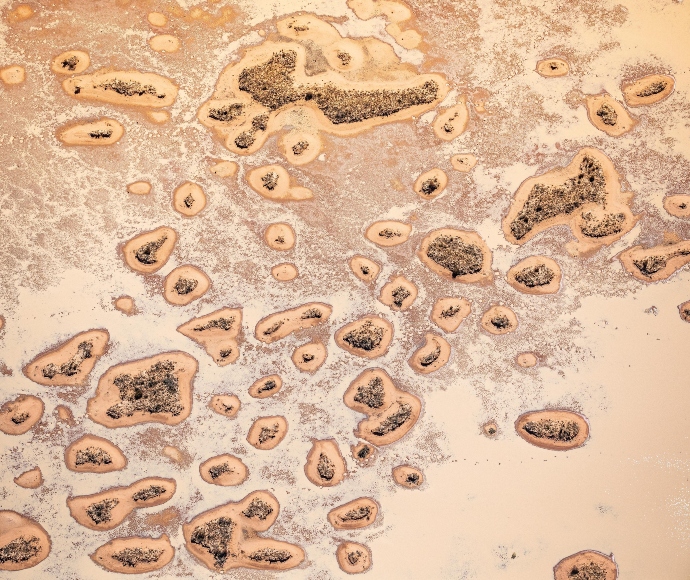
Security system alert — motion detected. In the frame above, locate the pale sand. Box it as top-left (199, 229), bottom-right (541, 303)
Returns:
top-left (91, 534), bottom-right (174, 574)
top-left (583, 93), bottom-right (637, 137)
top-left (67, 477), bottom-right (176, 531)
top-left (351, 441), bottom-right (376, 466)
top-left (347, 0), bottom-right (422, 49)
top-left (430, 297), bottom-right (471, 333)
top-left (199, 454), bottom-right (248, 486)
top-left (51, 50), bottom-right (90, 75)
top-left (182, 490), bottom-right (304, 572)
top-left (349, 255), bottom-right (380, 283)
top-left (172, 182), bottom-right (206, 217)
top-left (64, 434), bottom-right (127, 473)
top-left (86, 351), bottom-right (197, 428)
top-left (291, 341), bottom-right (327, 373)
top-left (248, 374), bottom-right (282, 399)
top-left (335, 541), bottom-right (372, 574)
top-left (113, 295), bottom-right (136, 315)
top-left (0, 511), bottom-right (51, 571)
top-left (163, 265), bottom-right (210, 305)
top-left (480, 305), bottom-right (518, 335)
top-left (247, 416), bottom-right (288, 450)
top-left (57, 118), bottom-right (124, 146)
top-left (515, 409), bottom-right (590, 451)
top-left (23, 329), bottom-right (109, 387)
top-left (177, 307), bottom-right (242, 366)
top-left (408, 332), bottom-right (451, 374)
top-left (55, 405), bottom-right (75, 426)
top-left (327, 497), bottom-right (379, 530)
top-left (516, 352), bottom-right (539, 368)
top-left (502, 148), bottom-right (638, 256)
top-left (246, 165), bottom-right (313, 201)
top-left (304, 439), bottom-right (347, 487)
top-left (378, 275), bottom-right (417, 311)
top-left (536, 58), bottom-right (569, 77)
top-left (209, 160), bottom-right (238, 177)
top-left (147, 12), bottom-right (168, 27)
top-left (255, 302), bottom-right (332, 344)
top-left (6, 4), bottom-right (33, 22)
top-left (343, 368), bottom-right (421, 445)
top-left (392, 465), bottom-right (424, 489)
top-left (13, 467), bottom-right (42, 489)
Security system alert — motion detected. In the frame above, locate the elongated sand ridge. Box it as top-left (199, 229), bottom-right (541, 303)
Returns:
top-left (182, 491), bottom-right (305, 571)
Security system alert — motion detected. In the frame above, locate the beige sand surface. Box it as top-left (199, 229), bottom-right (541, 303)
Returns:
top-left (2, 0), bottom-right (690, 578)
top-left (90, 534), bottom-right (174, 574)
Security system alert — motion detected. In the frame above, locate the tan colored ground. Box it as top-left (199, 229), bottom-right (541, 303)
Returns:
top-left (1, 0), bottom-right (690, 577)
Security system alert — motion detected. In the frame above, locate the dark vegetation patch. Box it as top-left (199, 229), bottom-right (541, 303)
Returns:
top-left (0, 536), bottom-right (41, 563)
top-left (248, 548), bottom-right (292, 563)
top-left (258, 379), bottom-right (277, 393)
top-left (208, 103), bottom-right (243, 122)
top-left (301, 353), bottom-right (314, 362)
top-left (89, 129), bottom-right (113, 139)
top-left (342, 321), bottom-right (384, 351)
top-left (173, 277), bottom-right (198, 295)
top-left (132, 485), bottom-right (166, 502)
top-left (258, 424), bottom-right (279, 444)
top-left (420, 177), bottom-right (440, 196)
top-left (135, 236), bottom-right (167, 265)
top-left (514, 264), bottom-right (554, 287)
top-left (347, 550), bottom-right (362, 565)
top-left (61, 56), bottom-right (79, 71)
top-left (390, 286), bottom-right (411, 308)
top-left (419, 345), bottom-right (441, 367)
top-left (242, 498), bottom-right (273, 520)
top-left (75, 446), bottom-right (112, 466)
top-left (371, 404), bottom-right (412, 436)
top-left (11, 412), bottom-right (29, 424)
top-left (354, 376), bottom-right (385, 409)
top-left (190, 517), bottom-right (234, 568)
top-left (426, 235), bottom-right (484, 278)
top-left (490, 315), bottom-right (512, 330)
top-left (106, 361), bottom-right (183, 420)
top-left (336, 51), bottom-right (352, 66)
top-left (193, 317), bottom-right (235, 332)
top-left (637, 81), bottom-right (667, 98)
top-left (580, 212), bottom-right (625, 238)
top-left (98, 79), bottom-right (162, 98)
top-left (263, 320), bottom-right (284, 336)
top-left (183, 194), bottom-right (195, 208)
top-left (340, 506), bottom-right (371, 522)
top-left (357, 446), bottom-right (370, 459)
top-left (292, 140), bottom-right (309, 155)
top-left (261, 171), bottom-right (279, 190)
top-left (378, 228), bottom-right (400, 239)
top-left (406, 473), bottom-right (420, 485)
top-left (510, 155), bottom-right (607, 240)
top-left (42, 340), bottom-right (93, 379)
top-left (440, 305), bottom-right (461, 318)
top-left (596, 103), bottom-right (618, 126)
top-left (301, 308), bottom-right (323, 319)
top-left (111, 547), bottom-right (163, 568)
top-left (86, 498), bottom-right (120, 524)
top-left (523, 419), bottom-right (579, 442)
top-left (237, 50), bottom-right (438, 125)
top-left (208, 462), bottom-right (231, 480)
top-left (567, 561), bottom-right (607, 580)
top-left (317, 453), bottom-right (335, 480)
